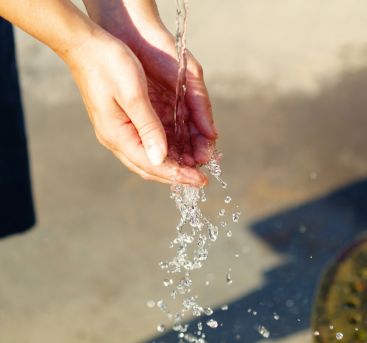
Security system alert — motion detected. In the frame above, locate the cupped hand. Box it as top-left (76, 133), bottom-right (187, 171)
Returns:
top-left (65, 31), bottom-right (207, 186)
top-left (83, 0), bottom-right (218, 173)
top-left (112, 11), bottom-right (218, 166)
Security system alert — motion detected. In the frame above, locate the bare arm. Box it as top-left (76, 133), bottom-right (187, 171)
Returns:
top-left (0, 0), bottom-right (96, 62)
top-left (0, 0), bottom-right (207, 186)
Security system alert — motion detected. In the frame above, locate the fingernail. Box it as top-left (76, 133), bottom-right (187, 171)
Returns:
top-left (146, 143), bottom-right (165, 166)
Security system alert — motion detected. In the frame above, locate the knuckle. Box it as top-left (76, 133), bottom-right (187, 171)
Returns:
top-left (137, 120), bottom-right (162, 139)
top-left (127, 87), bottom-right (146, 106)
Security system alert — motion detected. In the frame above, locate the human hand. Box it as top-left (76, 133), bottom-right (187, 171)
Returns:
top-left (83, 0), bottom-right (218, 167)
top-left (65, 31), bottom-right (207, 186)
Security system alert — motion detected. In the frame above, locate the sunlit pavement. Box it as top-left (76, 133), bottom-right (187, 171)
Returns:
top-left (0, 1), bottom-right (366, 342)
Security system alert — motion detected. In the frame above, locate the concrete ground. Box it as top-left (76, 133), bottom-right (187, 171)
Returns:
top-left (1, 1), bottom-right (367, 342)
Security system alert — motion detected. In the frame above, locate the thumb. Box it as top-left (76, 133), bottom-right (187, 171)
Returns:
top-left (120, 90), bottom-right (167, 167)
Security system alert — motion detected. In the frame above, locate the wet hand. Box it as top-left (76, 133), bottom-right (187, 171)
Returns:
top-left (66, 31), bottom-right (207, 186)
top-left (83, 0), bottom-right (218, 168)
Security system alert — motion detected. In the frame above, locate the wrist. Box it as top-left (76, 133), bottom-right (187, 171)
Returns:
top-left (83, 0), bottom-right (167, 46)
top-left (52, 12), bottom-right (105, 65)
top-left (62, 27), bottom-right (114, 71)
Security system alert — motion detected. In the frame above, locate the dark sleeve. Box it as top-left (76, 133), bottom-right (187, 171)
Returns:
top-left (0, 17), bottom-right (35, 238)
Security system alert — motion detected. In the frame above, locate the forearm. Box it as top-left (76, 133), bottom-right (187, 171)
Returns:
top-left (82, 0), bottom-right (166, 44)
top-left (0, 0), bottom-right (100, 62)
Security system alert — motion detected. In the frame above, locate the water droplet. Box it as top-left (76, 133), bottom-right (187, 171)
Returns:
top-left (273, 312), bottom-right (280, 320)
top-left (330, 325), bottom-right (334, 330)
top-left (247, 308), bottom-right (252, 313)
top-left (197, 322), bottom-right (203, 331)
top-left (336, 332), bottom-right (343, 340)
top-left (157, 300), bottom-right (167, 312)
top-left (146, 300), bottom-right (155, 308)
top-left (224, 196), bottom-right (232, 204)
top-left (200, 189), bottom-right (207, 202)
top-left (219, 209), bottom-right (225, 216)
top-left (257, 325), bottom-right (270, 338)
top-left (221, 305), bottom-right (229, 311)
top-left (206, 319), bottom-right (218, 329)
top-left (204, 307), bottom-right (213, 316)
top-left (226, 230), bottom-right (233, 238)
top-left (232, 211), bottom-right (241, 223)
top-left (235, 253), bottom-right (240, 258)
top-left (226, 272), bottom-right (233, 285)
top-left (314, 331), bottom-right (320, 336)
top-left (163, 278), bottom-right (173, 287)
top-left (220, 221), bottom-right (227, 228)
top-left (157, 324), bottom-right (166, 333)
top-left (159, 261), bottom-right (169, 270)
top-left (208, 225), bottom-right (219, 242)
top-left (252, 311), bottom-right (258, 316)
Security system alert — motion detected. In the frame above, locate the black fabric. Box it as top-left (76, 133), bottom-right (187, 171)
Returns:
top-left (0, 17), bottom-right (35, 237)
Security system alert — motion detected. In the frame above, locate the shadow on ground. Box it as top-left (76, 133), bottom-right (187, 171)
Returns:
top-left (147, 179), bottom-right (367, 343)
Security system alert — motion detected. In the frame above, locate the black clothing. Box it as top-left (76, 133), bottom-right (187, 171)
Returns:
top-left (0, 17), bottom-right (35, 237)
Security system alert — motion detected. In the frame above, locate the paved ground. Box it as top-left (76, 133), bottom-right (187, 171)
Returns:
top-left (1, 1), bottom-right (367, 342)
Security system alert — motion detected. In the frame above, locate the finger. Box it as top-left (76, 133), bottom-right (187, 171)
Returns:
top-left (182, 123), bottom-right (196, 166)
top-left (185, 55), bottom-right (218, 140)
top-left (115, 65), bottom-right (168, 167)
top-left (190, 123), bottom-right (215, 165)
top-left (143, 43), bottom-right (217, 141)
top-left (97, 101), bottom-right (208, 187)
top-left (113, 151), bottom-right (170, 184)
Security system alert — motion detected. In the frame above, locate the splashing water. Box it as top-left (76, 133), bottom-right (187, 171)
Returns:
top-left (157, 151), bottom-right (228, 340)
top-left (206, 319), bottom-right (219, 329)
top-left (336, 332), bottom-right (344, 340)
top-left (257, 325), bottom-right (270, 339)
top-left (152, 1), bottom-right (242, 342)
top-left (156, 152), bottom-right (242, 342)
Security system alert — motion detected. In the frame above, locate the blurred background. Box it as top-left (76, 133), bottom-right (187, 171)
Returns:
top-left (1, 0), bottom-right (367, 342)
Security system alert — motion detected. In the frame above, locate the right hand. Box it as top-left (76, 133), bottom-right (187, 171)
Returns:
top-left (65, 31), bottom-right (208, 186)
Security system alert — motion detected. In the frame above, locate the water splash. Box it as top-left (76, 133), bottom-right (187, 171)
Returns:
top-left (206, 319), bottom-right (219, 329)
top-left (336, 332), bottom-right (344, 340)
top-left (224, 196), bottom-right (232, 204)
top-left (157, 324), bottom-right (166, 333)
top-left (257, 325), bottom-right (270, 338)
top-left (156, 150), bottom-right (238, 342)
top-left (153, 1), bottom-right (242, 341)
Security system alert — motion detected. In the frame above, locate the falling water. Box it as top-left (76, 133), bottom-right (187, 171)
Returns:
top-left (174, 0), bottom-right (189, 151)
top-left (152, 2), bottom-right (242, 342)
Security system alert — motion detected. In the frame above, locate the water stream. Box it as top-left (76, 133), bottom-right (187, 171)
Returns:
top-left (151, 2), bottom-right (241, 342)
top-left (173, 0), bottom-right (189, 151)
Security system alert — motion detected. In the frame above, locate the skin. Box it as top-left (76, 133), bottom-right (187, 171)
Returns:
top-left (0, 0), bottom-right (217, 187)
